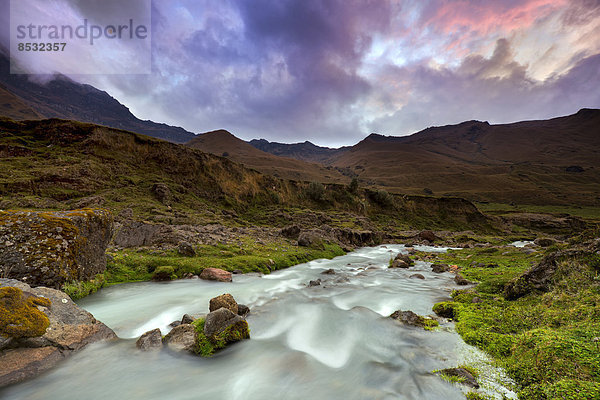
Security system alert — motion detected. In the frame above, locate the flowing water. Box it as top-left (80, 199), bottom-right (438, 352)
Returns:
top-left (1, 245), bottom-right (516, 400)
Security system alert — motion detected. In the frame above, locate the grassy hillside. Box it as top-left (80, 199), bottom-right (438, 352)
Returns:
top-left (0, 118), bottom-right (494, 233)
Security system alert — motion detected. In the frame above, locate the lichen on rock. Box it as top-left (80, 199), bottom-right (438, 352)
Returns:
top-left (0, 209), bottom-right (113, 288)
top-left (0, 287), bottom-right (51, 339)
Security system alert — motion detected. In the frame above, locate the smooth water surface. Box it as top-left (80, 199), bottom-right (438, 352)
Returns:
top-left (1, 245), bottom-right (511, 400)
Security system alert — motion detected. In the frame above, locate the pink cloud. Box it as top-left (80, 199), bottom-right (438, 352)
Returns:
top-left (423, 0), bottom-right (569, 36)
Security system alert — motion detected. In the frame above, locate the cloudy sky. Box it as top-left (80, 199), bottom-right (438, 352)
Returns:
top-left (2, 0), bottom-right (600, 146)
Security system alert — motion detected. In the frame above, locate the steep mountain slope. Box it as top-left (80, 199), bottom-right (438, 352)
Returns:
top-left (0, 84), bottom-right (43, 120)
top-left (0, 53), bottom-right (195, 143)
top-left (248, 139), bottom-right (344, 164)
top-left (187, 130), bottom-right (348, 183)
top-left (329, 109), bottom-right (600, 206)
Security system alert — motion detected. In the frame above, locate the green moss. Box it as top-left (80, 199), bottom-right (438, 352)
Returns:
top-left (0, 287), bottom-right (51, 338)
top-left (519, 379), bottom-right (600, 400)
top-left (100, 240), bottom-right (345, 286)
top-left (152, 266), bottom-right (176, 281)
top-left (62, 274), bottom-right (105, 300)
top-left (433, 301), bottom-right (457, 319)
top-left (191, 317), bottom-right (250, 357)
top-left (464, 393), bottom-right (493, 400)
top-left (435, 252), bottom-right (600, 399)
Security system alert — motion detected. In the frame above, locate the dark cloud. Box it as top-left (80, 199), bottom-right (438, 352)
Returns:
top-left (1, 0), bottom-right (599, 146)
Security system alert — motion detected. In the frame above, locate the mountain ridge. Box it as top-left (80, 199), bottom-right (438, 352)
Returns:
top-left (0, 53), bottom-right (197, 143)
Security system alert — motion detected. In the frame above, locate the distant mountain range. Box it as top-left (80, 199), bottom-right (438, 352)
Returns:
top-left (248, 139), bottom-right (347, 164)
top-left (187, 130), bottom-right (348, 183)
top-left (0, 52), bottom-right (196, 143)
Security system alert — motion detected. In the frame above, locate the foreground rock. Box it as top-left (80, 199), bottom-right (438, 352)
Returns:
top-left (0, 279), bottom-right (116, 387)
top-left (200, 268), bottom-right (232, 282)
top-left (0, 209), bottom-right (113, 288)
top-left (436, 367), bottom-right (479, 388)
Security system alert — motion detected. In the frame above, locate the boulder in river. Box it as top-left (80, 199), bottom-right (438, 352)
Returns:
top-left (431, 263), bottom-right (450, 273)
top-left (390, 253), bottom-right (414, 268)
top-left (197, 307), bottom-right (250, 356)
top-left (389, 310), bottom-right (438, 329)
top-left (136, 329), bottom-right (163, 351)
top-left (237, 304), bottom-right (250, 317)
top-left (0, 209), bottom-right (113, 289)
top-left (409, 273), bottom-right (425, 280)
top-left (209, 293), bottom-right (238, 314)
top-left (0, 279), bottom-right (116, 387)
top-left (163, 324), bottom-right (196, 352)
top-left (200, 268), bottom-right (232, 282)
top-left (181, 314), bottom-right (195, 325)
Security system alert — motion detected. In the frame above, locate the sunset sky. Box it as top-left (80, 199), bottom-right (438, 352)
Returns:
top-left (2, 0), bottom-right (600, 146)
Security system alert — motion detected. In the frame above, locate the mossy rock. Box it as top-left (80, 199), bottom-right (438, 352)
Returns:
top-left (0, 286), bottom-right (50, 338)
top-left (152, 266), bottom-right (176, 281)
top-left (192, 317), bottom-right (250, 357)
top-left (432, 301), bottom-right (457, 319)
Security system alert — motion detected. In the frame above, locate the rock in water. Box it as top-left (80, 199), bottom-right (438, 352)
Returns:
top-left (237, 304), bottom-right (250, 317)
top-left (0, 279), bottom-right (116, 387)
top-left (431, 263), bottom-right (450, 273)
top-left (163, 324), bottom-right (196, 352)
top-left (200, 268), bottom-right (232, 282)
top-left (390, 253), bottom-right (414, 268)
top-left (0, 209), bottom-right (113, 289)
top-left (136, 329), bottom-right (163, 351)
top-left (389, 310), bottom-right (438, 329)
top-left (200, 308), bottom-right (250, 353)
top-left (410, 274), bottom-right (425, 280)
top-left (209, 294), bottom-right (238, 314)
top-left (203, 308), bottom-right (245, 337)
